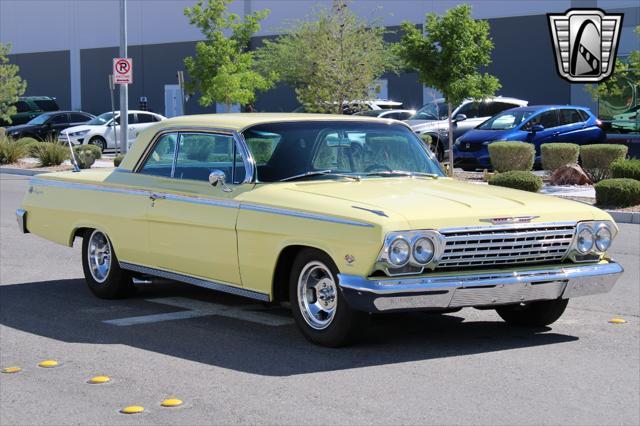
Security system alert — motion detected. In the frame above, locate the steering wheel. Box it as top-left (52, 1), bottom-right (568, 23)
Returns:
top-left (365, 164), bottom-right (392, 172)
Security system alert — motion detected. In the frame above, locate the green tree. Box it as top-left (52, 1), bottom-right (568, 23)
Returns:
top-left (396, 4), bottom-right (500, 171)
top-left (256, 1), bottom-right (396, 114)
top-left (586, 26), bottom-right (639, 112)
top-left (184, 0), bottom-right (274, 110)
top-left (0, 43), bottom-right (27, 125)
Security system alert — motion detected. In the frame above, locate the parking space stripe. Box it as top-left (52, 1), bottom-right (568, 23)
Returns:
top-left (103, 297), bottom-right (293, 327)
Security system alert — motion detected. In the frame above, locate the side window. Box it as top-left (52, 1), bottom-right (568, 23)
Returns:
top-left (456, 102), bottom-right (479, 118)
top-left (15, 101), bottom-right (30, 113)
top-left (526, 111), bottom-right (559, 130)
top-left (49, 114), bottom-right (68, 124)
top-left (128, 113), bottom-right (138, 124)
top-left (70, 113), bottom-right (91, 122)
top-left (559, 109), bottom-right (585, 125)
top-left (137, 113), bottom-right (156, 123)
top-left (174, 133), bottom-right (243, 183)
top-left (577, 109), bottom-right (590, 121)
top-left (479, 102), bottom-right (519, 117)
top-left (139, 133), bottom-right (178, 178)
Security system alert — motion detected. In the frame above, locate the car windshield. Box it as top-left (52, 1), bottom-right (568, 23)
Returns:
top-left (243, 121), bottom-right (444, 182)
top-left (477, 109), bottom-right (535, 130)
top-left (88, 112), bottom-right (115, 126)
top-left (27, 113), bottom-right (54, 125)
top-left (353, 110), bottom-right (384, 117)
top-left (408, 101), bottom-right (448, 121)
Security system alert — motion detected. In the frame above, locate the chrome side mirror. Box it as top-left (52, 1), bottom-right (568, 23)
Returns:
top-left (208, 170), bottom-right (232, 192)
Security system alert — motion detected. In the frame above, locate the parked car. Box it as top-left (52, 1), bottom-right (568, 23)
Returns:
top-left (59, 110), bottom-right (166, 151)
top-left (4, 111), bottom-right (94, 141)
top-left (17, 113), bottom-right (624, 346)
top-left (0, 96), bottom-right (60, 127)
top-left (353, 109), bottom-right (416, 120)
top-left (453, 105), bottom-right (606, 171)
top-left (293, 99), bottom-right (405, 115)
top-left (407, 97), bottom-right (528, 161)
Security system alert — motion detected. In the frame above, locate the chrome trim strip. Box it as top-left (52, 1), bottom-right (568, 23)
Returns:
top-left (30, 178), bottom-right (371, 227)
top-left (16, 209), bottom-right (28, 234)
top-left (339, 262), bottom-right (623, 295)
top-left (119, 262), bottom-right (270, 301)
top-left (30, 178), bottom-right (151, 197)
top-left (240, 203), bottom-right (374, 227)
top-left (439, 221), bottom-right (577, 234)
top-left (352, 205), bottom-right (388, 217)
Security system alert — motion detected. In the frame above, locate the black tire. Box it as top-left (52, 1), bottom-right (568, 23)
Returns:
top-left (496, 299), bottom-right (569, 327)
top-left (89, 136), bottom-right (107, 152)
top-left (289, 248), bottom-right (368, 347)
top-left (81, 229), bottom-right (134, 299)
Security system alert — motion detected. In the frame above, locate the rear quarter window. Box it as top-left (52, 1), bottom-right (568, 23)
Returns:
top-left (33, 99), bottom-right (59, 111)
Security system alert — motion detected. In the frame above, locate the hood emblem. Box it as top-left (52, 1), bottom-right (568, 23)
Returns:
top-left (482, 216), bottom-right (539, 225)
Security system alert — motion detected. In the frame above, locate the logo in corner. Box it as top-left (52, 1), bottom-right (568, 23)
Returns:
top-left (548, 9), bottom-right (623, 83)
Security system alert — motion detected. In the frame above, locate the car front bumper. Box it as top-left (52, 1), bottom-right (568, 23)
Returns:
top-left (338, 262), bottom-right (623, 313)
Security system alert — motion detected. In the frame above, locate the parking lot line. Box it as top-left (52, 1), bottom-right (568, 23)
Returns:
top-left (103, 297), bottom-right (294, 327)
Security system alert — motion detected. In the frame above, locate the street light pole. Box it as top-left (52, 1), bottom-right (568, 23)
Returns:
top-left (119, 0), bottom-right (128, 154)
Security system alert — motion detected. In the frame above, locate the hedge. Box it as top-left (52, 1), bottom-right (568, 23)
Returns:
top-left (488, 141), bottom-right (535, 172)
top-left (32, 142), bottom-right (69, 167)
top-left (114, 154), bottom-right (125, 167)
top-left (541, 143), bottom-right (580, 171)
top-left (72, 145), bottom-right (98, 169)
top-left (611, 158), bottom-right (640, 181)
top-left (594, 178), bottom-right (640, 208)
top-left (488, 170), bottom-right (543, 192)
top-left (0, 138), bottom-right (27, 164)
top-left (580, 144), bottom-right (628, 182)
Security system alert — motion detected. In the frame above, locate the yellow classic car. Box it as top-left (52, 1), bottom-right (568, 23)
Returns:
top-left (17, 113), bottom-right (623, 346)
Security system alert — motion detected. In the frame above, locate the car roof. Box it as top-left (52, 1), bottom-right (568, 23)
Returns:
top-left (507, 105), bottom-right (591, 112)
top-left (155, 113), bottom-right (404, 132)
top-left (20, 96), bottom-right (56, 100)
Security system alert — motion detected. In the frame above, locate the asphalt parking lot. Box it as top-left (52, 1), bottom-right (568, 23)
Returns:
top-left (1, 173), bottom-right (638, 425)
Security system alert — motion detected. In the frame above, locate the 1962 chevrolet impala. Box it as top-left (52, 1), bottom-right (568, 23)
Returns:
top-left (17, 113), bottom-right (624, 346)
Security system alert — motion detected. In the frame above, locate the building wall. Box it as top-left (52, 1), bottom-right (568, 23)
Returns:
top-left (1, 0), bottom-right (638, 115)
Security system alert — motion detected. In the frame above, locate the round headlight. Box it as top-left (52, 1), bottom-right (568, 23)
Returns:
top-left (388, 238), bottom-right (410, 266)
top-left (595, 225), bottom-right (612, 252)
top-left (413, 237), bottom-right (435, 264)
top-left (576, 227), bottom-right (594, 254)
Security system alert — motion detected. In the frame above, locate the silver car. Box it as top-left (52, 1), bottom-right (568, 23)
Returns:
top-left (407, 97), bottom-right (528, 161)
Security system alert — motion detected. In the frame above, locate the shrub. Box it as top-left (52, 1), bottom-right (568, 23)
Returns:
top-left (77, 143), bottom-right (102, 160)
top-left (0, 138), bottom-right (27, 164)
top-left (611, 158), bottom-right (640, 181)
top-left (541, 143), bottom-right (580, 171)
top-left (32, 142), bottom-right (69, 167)
top-left (488, 141), bottom-right (535, 172)
top-left (15, 137), bottom-right (41, 157)
top-left (0, 127), bottom-right (5, 140)
top-left (72, 145), bottom-right (96, 169)
top-left (595, 178), bottom-right (640, 208)
top-left (114, 154), bottom-right (125, 167)
top-left (488, 170), bottom-right (543, 192)
top-left (580, 144), bottom-right (628, 182)
top-left (419, 133), bottom-right (432, 146)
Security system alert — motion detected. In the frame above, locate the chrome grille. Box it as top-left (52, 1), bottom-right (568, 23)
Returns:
top-left (438, 223), bottom-right (576, 269)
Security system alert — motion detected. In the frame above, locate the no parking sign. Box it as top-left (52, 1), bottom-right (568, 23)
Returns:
top-left (113, 58), bottom-right (133, 84)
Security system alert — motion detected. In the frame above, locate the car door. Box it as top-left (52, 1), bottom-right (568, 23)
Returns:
top-left (69, 112), bottom-right (93, 127)
top-left (523, 110), bottom-right (561, 156)
top-left (44, 113), bottom-right (70, 140)
top-left (451, 101), bottom-right (480, 139)
top-left (137, 130), bottom-right (252, 285)
top-left (556, 108), bottom-right (590, 145)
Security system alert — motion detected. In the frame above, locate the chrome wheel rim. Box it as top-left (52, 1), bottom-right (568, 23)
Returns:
top-left (297, 261), bottom-right (337, 330)
top-left (87, 230), bottom-right (111, 283)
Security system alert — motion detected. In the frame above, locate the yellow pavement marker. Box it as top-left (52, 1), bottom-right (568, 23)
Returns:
top-left (88, 375), bottom-right (111, 384)
top-left (608, 318), bottom-right (627, 324)
top-left (120, 405), bottom-right (144, 414)
top-left (1, 366), bottom-right (22, 374)
top-left (37, 360), bottom-right (59, 368)
top-left (161, 398), bottom-right (183, 407)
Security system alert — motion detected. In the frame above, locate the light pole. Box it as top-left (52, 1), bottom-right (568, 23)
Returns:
top-left (119, 0), bottom-right (128, 154)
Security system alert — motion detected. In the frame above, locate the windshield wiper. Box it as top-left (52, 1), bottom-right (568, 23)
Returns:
top-left (280, 170), bottom-right (360, 182)
top-left (362, 170), bottom-right (439, 179)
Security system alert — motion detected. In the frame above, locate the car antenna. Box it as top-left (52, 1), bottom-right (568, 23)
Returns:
top-left (66, 133), bottom-right (81, 172)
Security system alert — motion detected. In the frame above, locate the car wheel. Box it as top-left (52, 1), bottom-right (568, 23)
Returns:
top-left (495, 299), bottom-right (569, 327)
top-left (289, 248), bottom-right (368, 347)
top-left (89, 136), bottom-right (107, 152)
top-left (81, 229), bottom-right (134, 299)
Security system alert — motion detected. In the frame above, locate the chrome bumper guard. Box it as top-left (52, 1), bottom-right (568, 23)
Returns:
top-left (16, 209), bottom-right (28, 234)
top-left (338, 262), bottom-right (623, 312)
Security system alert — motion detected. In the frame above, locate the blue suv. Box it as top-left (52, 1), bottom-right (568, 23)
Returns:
top-left (453, 105), bottom-right (605, 170)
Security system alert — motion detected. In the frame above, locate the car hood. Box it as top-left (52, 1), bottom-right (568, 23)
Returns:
top-left (459, 129), bottom-right (510, 144)
top-left (245, 178), bottom-right (610, 230)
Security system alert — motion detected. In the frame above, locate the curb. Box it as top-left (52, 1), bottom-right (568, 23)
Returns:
top-left (0, 167), bottom-right (47, 176)
top-left (607, 210), bottom-right (640, 225)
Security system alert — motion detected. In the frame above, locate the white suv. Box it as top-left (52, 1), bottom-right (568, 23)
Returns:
top-left (60, 110), bottom-right (165, 152)
top-left (407, 97), bottom-right (528, 161)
